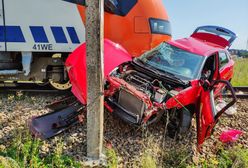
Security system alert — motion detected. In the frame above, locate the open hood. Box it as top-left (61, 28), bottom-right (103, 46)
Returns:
top-left (65, 39), bottom-right (132, 104)
top-left (191, 26), bottom-right (237, 48)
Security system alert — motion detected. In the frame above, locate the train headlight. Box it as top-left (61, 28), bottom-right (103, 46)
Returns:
top-left (149, 18), bottom-right (171, 36)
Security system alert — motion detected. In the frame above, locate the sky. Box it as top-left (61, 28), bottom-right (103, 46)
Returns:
top-left (163, 0), bottom-right (248, 50)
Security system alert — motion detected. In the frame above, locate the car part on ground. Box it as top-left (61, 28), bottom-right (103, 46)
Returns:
top-left (29, 100), bottom-right (84, 139)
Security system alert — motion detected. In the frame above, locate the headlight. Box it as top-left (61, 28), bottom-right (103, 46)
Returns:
top-left (149, 18), bottom-right (171, 35)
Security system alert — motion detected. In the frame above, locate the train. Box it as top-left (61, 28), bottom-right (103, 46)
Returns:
top-left (0, 0), bottom-right (171, 90)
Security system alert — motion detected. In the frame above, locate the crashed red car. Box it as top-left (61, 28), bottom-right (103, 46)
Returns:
top-left (67, 26), bottom-right (237, 147)
top-left (30, 26), bottom-right (237, 148)
top-left (103, 26), bottom-right (237, 146)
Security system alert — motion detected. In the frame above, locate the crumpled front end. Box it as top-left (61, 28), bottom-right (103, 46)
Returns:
top-left (65, 39), bottom-right (132, 104)
top-left (104, 66), bottom-right (192, 125)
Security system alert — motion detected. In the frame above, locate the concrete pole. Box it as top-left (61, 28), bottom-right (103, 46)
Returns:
top-left (86, 0), bottom-right (104, 160)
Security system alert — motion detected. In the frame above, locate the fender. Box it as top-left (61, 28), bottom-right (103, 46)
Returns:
top-left (166, 82), bottom-right (201, 109)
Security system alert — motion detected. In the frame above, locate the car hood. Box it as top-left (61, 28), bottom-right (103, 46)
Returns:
top-left (65, 39), bottom-right (132, 104)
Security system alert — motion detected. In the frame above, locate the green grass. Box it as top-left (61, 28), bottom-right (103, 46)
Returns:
top-left (0, 130), bottom-right (82, 168)
top-left (106, 148), bottom-right (118, 168)
top-left (231, 58), bottom-right (248, 86)
top-left (200, 145), bottom-right (248, 168)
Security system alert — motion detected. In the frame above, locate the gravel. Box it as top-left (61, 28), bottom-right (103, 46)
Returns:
top-left (0, 92), bottom-right (247, 167)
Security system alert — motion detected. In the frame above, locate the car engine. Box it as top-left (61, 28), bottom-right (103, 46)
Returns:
top-left (106, 65), bottom-right (182, 125)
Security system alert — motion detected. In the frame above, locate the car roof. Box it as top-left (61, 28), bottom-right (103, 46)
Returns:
top-left (167, 37), bottom-right (225, 56)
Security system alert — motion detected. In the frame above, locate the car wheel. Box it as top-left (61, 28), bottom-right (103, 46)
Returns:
top-left (178, 108), bottom-right (193, 134)
top-left (167, 108), bottom-right (193, 138)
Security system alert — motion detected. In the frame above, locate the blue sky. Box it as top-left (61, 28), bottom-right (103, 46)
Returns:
top-left (163, 0), bottom-right (248, 49)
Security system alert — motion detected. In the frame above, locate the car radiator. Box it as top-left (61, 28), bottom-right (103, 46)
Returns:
top-left (118, 89), bottom-right (146, 120)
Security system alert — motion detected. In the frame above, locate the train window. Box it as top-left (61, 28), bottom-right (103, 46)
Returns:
top-left (64, 0), bottom-right (137, 16)
top-left (104, 0), bottom-right (138, 16)
top-left (149, 18), bottom-right (171, 36)
top-left (104, 0), bottom-right (118, 14)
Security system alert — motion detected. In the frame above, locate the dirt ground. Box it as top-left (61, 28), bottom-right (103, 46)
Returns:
top-left (0, 92), bottom-right (247, 167)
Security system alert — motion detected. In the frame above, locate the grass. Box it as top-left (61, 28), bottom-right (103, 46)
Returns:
top-left (141, 153), bottom-right (156, 168)
top-left (231, 58), bottom-right (248, 86)
top-left (163, 147), bottom-right (190, 168)
top-left (1, 129), bottom-right (247, 168)
top-left (106, 148), bottom-right (118, 168)
top-left (200, 145), bottom-right (248, 168)
top-left (0, 129), bottom-right (81, 168)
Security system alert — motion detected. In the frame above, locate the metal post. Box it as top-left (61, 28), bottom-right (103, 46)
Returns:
top-left (85, 0), bottom-right (104, 161)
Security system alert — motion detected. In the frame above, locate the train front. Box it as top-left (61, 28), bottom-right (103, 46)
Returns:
top-left (104, 0), bottom-right (171, 57)
top-left (77, 0), bottom-right (171, 57)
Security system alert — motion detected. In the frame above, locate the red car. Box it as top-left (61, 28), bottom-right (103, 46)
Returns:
top-left (31, 26), bottom-right (237, 148)
top-left (102, 26), bottom-right (237, 147)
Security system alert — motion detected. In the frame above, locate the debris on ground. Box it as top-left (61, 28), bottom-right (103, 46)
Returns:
top-left (220, 129), bottom-right (243, 143)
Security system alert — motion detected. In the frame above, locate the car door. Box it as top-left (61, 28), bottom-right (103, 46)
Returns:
top-left (196, 80), bottom-right (237, 148)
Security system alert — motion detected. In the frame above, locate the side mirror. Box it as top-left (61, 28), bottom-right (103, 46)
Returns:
top-left (201, 70), bottom-right (211, 80)
top-left (200, 70), bottom-right (212, 91)
top-left (200, 79), bottom-right (211, 91)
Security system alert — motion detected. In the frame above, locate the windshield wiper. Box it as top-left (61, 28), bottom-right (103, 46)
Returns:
top-left (133, 59), bottom-right (187, 85)
top-left (160, 71), bottom-right (186, 85)
top-left (134, 59), bottom-right (162, 75)
top-left (147, 65), bottom-right (186, 84)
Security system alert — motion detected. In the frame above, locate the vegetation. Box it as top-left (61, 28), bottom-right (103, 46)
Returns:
top-left (231, 58), bottom-right (248, 86)
top-left (0, 130), bottom-right (81, 168)
top-left (106, 148), bottom-right (118, 168)
top-left (163, 146), bottom-right (190, 168)
top-left (239, 51), bottom-right (248, 58)
top-left (200, 145), bottom-right (248, 168)
top-left (141, 153), bottom-right (156, 168)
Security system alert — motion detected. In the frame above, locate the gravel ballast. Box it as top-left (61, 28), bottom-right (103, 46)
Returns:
top-left (0, 92), bottom-right (247, 167)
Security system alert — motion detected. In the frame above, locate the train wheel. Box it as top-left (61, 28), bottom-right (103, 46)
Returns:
top-left (49, 79), bottom-right (72, 90)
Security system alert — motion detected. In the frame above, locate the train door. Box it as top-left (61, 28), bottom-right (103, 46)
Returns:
top-left (0, 0), bottom-right (5, 51)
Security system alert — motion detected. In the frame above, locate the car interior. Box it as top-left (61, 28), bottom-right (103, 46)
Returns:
top-left (201, 55), bottom-right (216, 82)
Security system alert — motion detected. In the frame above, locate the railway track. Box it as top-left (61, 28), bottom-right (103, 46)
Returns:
top-left (0, 84), bottom-right (247, 98)
top-left (0, 83), bottom-right (71, 94)
top-left (230, 86), bottom-right (248, 99)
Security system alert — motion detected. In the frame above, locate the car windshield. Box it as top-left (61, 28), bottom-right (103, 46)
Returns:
top-left (135, 42), bottom-right (205, 80)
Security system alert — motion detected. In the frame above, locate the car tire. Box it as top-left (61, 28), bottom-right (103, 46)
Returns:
top-left (178, 108), bottom-right (193, 134)
top-left (167, 108), bottom-right (193, 138)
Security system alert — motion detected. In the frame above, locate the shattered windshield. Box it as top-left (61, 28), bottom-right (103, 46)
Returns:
top-left (136, 42), bottom-right (205, 80)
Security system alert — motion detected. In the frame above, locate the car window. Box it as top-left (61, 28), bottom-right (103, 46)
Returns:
top-left (219, 52), bottom-right (229, 68)
top-left (137, 43), bottom-right (205, 80)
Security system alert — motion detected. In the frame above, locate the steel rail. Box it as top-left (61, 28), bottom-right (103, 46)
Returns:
top-left (0, 83), bottom-right (70, 94)
top-left (233, 86), bottom-right (248, 92)
top-left (227, 86), bottom-right (248, 99)
top-left (0, 85), bottom-right (247, 98)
